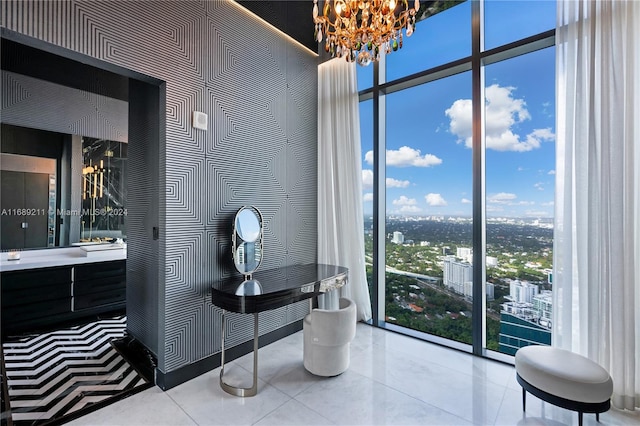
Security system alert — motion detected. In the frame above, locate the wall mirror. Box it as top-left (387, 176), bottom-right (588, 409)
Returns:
top-left (232, 206), bottom-right (263, 281)
top-left (1, 35), bottom-right (129, 250)
top-left (0, 126), bottom-right (128, 250)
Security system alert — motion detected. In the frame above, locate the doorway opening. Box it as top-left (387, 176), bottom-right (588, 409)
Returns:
top-left (1, 28), bottom-right (164, 425)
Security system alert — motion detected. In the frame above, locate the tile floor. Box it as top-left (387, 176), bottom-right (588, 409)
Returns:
top-left (2, 316), bottom-right (150, 425)
top-left (67, 324), bottom-right (639, 425)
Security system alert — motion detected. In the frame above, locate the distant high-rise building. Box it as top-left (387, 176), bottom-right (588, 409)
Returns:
top-left (443, 256), bottom-right (472, 295)
top-left (499, 312), bottom-right (551, 355)
top-left (533, 290), bottom-right (553, 328)
top-left (499, 286), bottom-right (552, 355)
top-left (486, 256), bottom-right (498, 267)
top-left (456, 247), bottom-right (472, 260)
top-left (486, 282), bottom-right (495, 300)
top-left (391, 231), bottom-right (404, 244)
top-left (508, 279), bottom-right (539, 303)
top-left (461, 281), bottom-right (495, 300)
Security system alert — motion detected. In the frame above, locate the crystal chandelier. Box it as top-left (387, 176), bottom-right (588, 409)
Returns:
top-left (313, 0), bottom-right (420, 66)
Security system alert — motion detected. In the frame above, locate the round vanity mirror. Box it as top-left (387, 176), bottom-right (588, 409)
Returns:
top-left (235, 208), bottom-right (261, 242)
top-left (232, 206), bottom-right (263, 279)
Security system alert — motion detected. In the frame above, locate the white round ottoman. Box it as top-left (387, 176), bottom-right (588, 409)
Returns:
top-left (515, 346), bottom-right (613, 426)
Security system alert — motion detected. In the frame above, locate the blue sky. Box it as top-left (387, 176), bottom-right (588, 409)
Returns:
top-left (359, 0), bottom-right (556, 218)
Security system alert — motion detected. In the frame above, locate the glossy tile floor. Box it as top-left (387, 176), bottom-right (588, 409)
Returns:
top-left (68, 324), bottom-right (639, 425)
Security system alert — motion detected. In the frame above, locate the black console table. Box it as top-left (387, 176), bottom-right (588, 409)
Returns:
top-left (211, 263), bottom-right (348, 396)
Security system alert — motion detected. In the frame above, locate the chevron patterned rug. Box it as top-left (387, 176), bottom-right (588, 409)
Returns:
top-left (1, 316), bottom-right (151, 425)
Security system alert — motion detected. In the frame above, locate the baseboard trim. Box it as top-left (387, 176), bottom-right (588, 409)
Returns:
top-left (155, 320), bottom-right (303, 390)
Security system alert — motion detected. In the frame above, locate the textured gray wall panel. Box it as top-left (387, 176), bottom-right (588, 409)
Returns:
top-left (2, 0), bottom-right (318, 377)
top-left (1, 71), bottom-right (128, 142)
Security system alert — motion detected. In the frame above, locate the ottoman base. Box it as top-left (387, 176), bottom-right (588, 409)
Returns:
top-left (517, 374), bottom-right (610, 426)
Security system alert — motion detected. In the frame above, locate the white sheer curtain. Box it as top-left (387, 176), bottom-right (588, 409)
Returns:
top-left (317, 57), bottom-right (372, 322)
top-left (554, 0), bottom-right (640, 411)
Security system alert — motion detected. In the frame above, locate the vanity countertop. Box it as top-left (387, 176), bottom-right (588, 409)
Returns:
top-left (0, 246), bottom-right (126, 272)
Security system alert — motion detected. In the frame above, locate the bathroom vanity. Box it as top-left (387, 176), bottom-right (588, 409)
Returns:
top-left (1, 246), bottom-right (126, 337)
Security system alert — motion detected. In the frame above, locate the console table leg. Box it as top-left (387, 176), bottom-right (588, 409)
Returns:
top-left (219, 310), bottom-right (259, 397)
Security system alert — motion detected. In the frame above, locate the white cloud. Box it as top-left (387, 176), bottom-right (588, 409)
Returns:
top-left (487, 192), bottom-right (535, 207)
top-left (363, 170), bottom-right (411, 189)
top-left (517, 166), bottom-right (525, 171)
top-left (541, 201), bottom-right (554, 207)
top-left (487, 192), bottom-right (517, 203)
top-left (365, 146), bottom-right (442, 167)
top-left (445, 84), bottom-right (555, 152)
top-left (548, 170), bottom-right (556, 175)
top-left (534, 182), bottom-right (544, 191)
top-left (393, 196), bottom-right (417, 206)
top-left (400, 205), bottom-right (422, 213)
top-left (425, 193), bottom-right (447, 206)
top-left (386, 177), bottom-right (410, 188)
top-left (362, 169), bottom-right (373, 190)
top-left (445, 98), bottom-right (472, 145)
top-left (461, 198), bottom-right (472, 204)
top-left (363, 192), bottom-right (374, 202)
top-left (364, 151), bottom-right (372, 165)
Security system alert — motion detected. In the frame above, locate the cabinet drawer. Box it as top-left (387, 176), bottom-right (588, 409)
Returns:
top-left (1, 267), bottom-right (71, 291)
top-left (74, 288), bottom-right (126, 310)
top-left (2, 281), bottom-right (72, 307)
top-left (2, 297), bottom-right (71, 323)
top-left (74, 260), bottom-right (126, 281)
top-left (74, 275), bottom-right (125, 296)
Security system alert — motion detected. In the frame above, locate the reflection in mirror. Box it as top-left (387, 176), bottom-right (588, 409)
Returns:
top-left (234, 279), bottom-right (263, 296)
top-left (0, 124), bottom-right (127, 250)
top-left (80, 137), bottom-right (127, 243)
top-left (235, 209), bottom-right (261, 242)
top-left (233, 241), bottom-right (260, 274)
top-left (232, 206), bottom-right (263, 279)
top-left (2, 35), bottom-right (129, 250)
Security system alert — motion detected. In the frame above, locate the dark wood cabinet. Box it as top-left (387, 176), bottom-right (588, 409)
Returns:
top-left (1, 266), bottom-right (72, 333)
top-left (74, 260), bottom-right (126, 311)
top-left (1, 260), bottom-right (125, 338)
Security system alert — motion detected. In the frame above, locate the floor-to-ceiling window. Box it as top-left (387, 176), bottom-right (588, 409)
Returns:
top-left (359, 0), bottom-right (555, 359)
top-left (383, 72), bottom-right (473, 344)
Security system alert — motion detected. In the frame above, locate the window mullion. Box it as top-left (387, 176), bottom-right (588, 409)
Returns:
top-left (372, 59), bottom-right (386, 326)
top-left (471, 0), bottom-right (487, 356)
